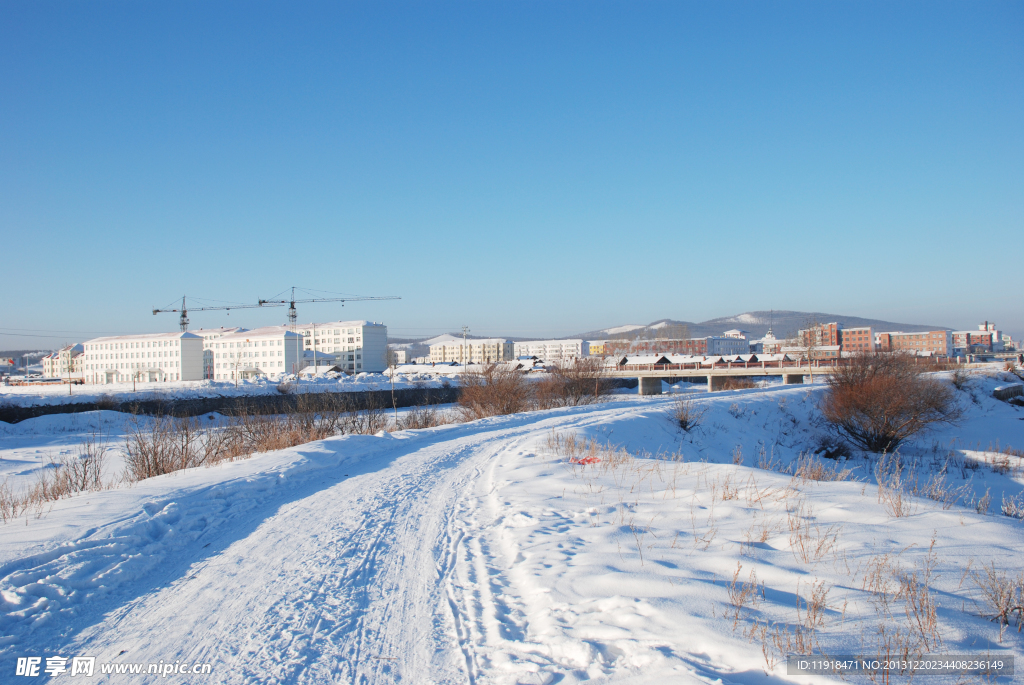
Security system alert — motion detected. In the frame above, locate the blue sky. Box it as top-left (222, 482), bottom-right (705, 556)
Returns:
top-left (1, 1), bottom-right (1021, 345)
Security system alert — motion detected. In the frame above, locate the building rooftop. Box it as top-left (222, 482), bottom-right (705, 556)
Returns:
top-left (85, 331), bottom-right (202, 343)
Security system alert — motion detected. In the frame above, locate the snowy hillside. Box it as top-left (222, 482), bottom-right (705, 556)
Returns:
top-left (1, 370), bottom-right (1022, 683)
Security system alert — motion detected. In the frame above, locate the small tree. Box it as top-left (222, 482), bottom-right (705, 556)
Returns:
top-left (458, 363), bottom-right (531, 420)
top-left (540, 357), bottom-right (610, 407)
top-left (820, 352), bottom-right (962, 452)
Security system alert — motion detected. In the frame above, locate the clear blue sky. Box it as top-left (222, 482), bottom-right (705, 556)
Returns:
top-left (1, 1), bottom-right (1021, 345)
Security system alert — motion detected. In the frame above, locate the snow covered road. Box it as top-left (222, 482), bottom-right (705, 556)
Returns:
top-left (3, 402), bottom-right (676, 684)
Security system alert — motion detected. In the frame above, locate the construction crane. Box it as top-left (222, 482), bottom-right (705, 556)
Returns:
top-left (258, 287), bottom-right (400, 324)
top-left (153, 296), bottom-right (264, 332)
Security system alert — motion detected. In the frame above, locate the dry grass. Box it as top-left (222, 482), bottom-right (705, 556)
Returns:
top-left (792, 452), bottom-right (856, 483)
top-left (787, 500), bottom-right (841, 564)
top-left (875, 452), bottom-right (914, 517)
top-left (971, 562), bottom-right (1024, 641)
top-left (1001, 492), bottom-right (1024, 520)
top-left (727, 562), bottom-right (763, 628)
top-left (0, 434), bottom-right (112, 523)
top-left (399, 404), bottom-right (455, 430)
top-left (671, 396), bottom-right (708, 433)
top-left (747, 579), bottom-right (830, 671)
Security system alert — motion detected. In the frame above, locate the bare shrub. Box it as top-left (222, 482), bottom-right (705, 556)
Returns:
top-left (538, 358), bottom-right (610, 408)
top-left (672, 396), bottom-right (707, 433)
top-left (971, 562), bottom-right (1024, 640)
top-left (399, 404), bottom-right (452, 430)
top-left (458, 364), bottom-right (532, 420)
top-left (122, 415), bottom-right (221, 481)
top-left (820, 352), bottom-right (963, 452)
top-left (276, 381), bottom-right (294, 394)
top-left (723, 377), bottom-right (757, 390)
top-left (950, 365), bottom-right (974, 391)
top-left (95, 394), bottom-right (119, 411)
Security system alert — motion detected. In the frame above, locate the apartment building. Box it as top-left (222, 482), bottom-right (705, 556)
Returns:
top-left (42, 344), bottom-right (84, 378)
top-left (587, 340), bottom-right (609, 356)
top-left (839, 326), bottom-right (874, 354)
top-left (81, 332), bottom-right (204, 384)
top-left (209, 326), bottom-right (301, 380)
top-left (296, 320), bottom-right (388, 373)
top-left (952, 323), bottom-right (1003, 354)
top-left (190, 327), bottom-right (248, 379)
top-left (876, 330), bottom-right (952, 356)
top-left (512, 340), bottom-right (590, 361)
top-left (430, 338), bottom-right (514, 364)
top-left (705, 337), bottom-right (750, 356)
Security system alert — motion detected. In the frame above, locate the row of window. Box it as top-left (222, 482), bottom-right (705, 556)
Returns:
top-left (85, 361), bottom-right (180, 370)
top-left (209, 340), bottom-right (283, 349)
top-left (86, 350), bottom-right (179, 361)
top-left (87, 340), bottom-right (179, 351)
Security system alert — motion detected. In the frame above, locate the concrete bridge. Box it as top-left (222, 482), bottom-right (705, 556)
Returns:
top-left (606, 360), bottom-right (835, 394)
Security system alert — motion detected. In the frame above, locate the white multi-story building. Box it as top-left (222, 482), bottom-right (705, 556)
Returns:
top-left (42, 344), bottom-right (84, 379)
top-left (705, 336), bottom-right (750, 356)
top-left (430, 338), bottom-right (515, 364)
top-left (296, 320), bottom-right (389, 373)
top-left (81, 333), bottom-right (204, 384)
top-left (190, 327), bottom-right (249, 379)
top-left (513, 340), bottom-right (590, 361)
top-left (208, 326), bottom-right (301, 380)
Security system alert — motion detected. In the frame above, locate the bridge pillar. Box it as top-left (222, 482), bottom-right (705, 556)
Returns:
top-left (707, 375), bottom-right (728, 392)
top-left (782, 373), bottom-right (804, 385)
top-left (638, 376), bottom-right (663, 395)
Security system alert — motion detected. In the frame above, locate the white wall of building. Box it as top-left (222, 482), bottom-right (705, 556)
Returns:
top-left (512, 340), bottom-right (590, 361)
top-left (81, 333), bottom-right (203, 384)
top-left (430, 338), bottom-right (514, 364)
top-left (705, 337), bottom-right (749, 356)
top-left (210, 326), bottom-right (300, 380)
top-left (297, 320), bottom-right (389, 373)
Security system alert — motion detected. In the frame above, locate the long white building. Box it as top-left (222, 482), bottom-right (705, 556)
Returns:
top-left (209, 326), bottom-right (301, 380)
top-left (430, 338), bottom-right (515, 364)
top-left (81, 332), bottom-right (204, 384)
top-left (513, 339), bottom-right (590, 361)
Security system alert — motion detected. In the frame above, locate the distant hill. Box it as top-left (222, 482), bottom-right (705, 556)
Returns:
top-left (575, 311), bottom-right (951, 341)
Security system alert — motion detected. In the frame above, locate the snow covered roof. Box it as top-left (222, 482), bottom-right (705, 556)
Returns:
top-left (619, 355), bottom-right (671, 366)
top-left (218, 326), bottom-right (301, 341)
top-left (296, 320), bottom-right (386, 330)
top-left (84, 331), bottom-right (201, 344)
top-left (188, 327), bottom-right (248, 337)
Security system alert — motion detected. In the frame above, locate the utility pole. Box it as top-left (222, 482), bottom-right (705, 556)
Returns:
top-left (462, 326), bottom-right (470, 372)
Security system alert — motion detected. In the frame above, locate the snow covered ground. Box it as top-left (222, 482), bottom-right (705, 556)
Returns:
top-left (1, 368), bottom-right (1023, 683)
